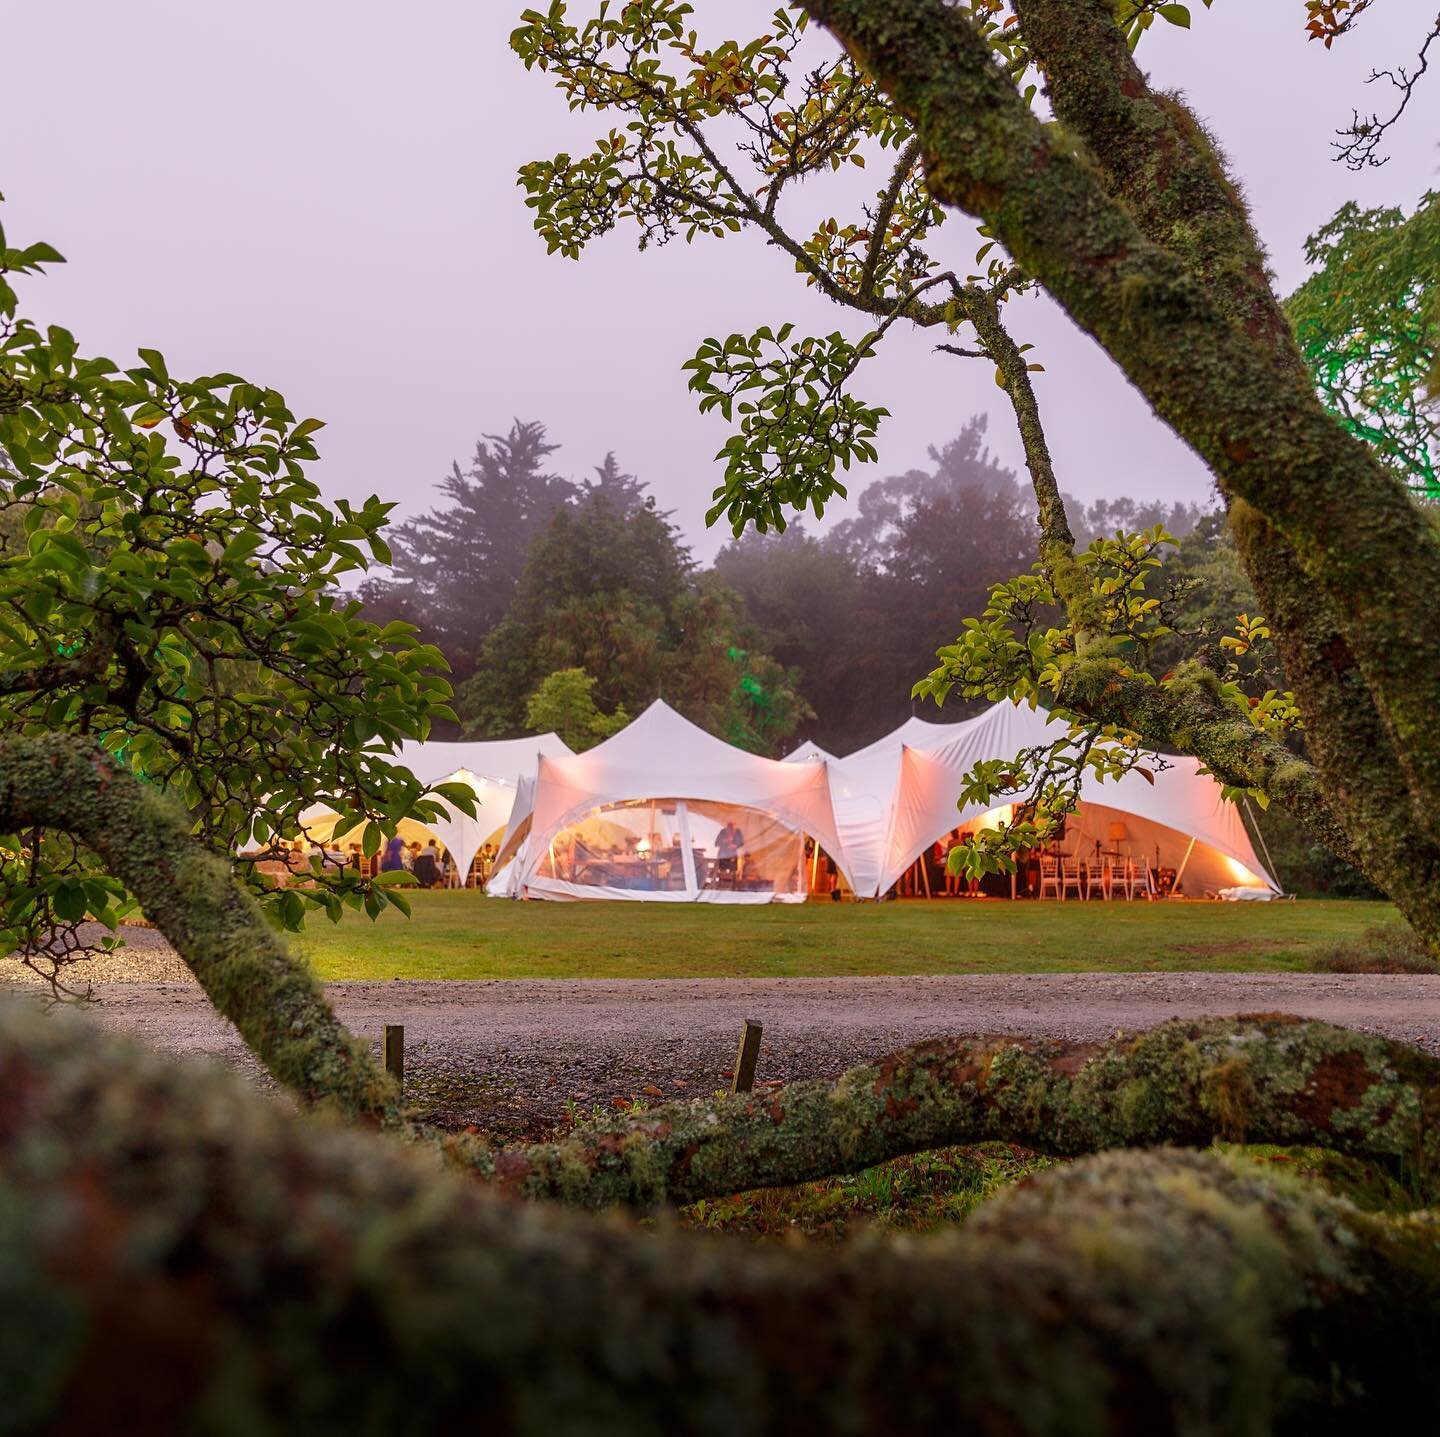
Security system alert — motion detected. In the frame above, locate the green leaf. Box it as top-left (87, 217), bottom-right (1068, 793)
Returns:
top-left (51, 880), bottom-right (88, 923)
top-left (137, 347), bottom-right (169, 383)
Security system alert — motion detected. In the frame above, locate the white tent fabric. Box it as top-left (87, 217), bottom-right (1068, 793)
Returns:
top-left (298, 733), bottom-right (572, 884)
top-left (793, 714), bottom-right (979, 896)
top-left (487, 772), bottom-right (537, 897)
top-left (503, 700), bottom-right (845, 902)
top-left (788, 701), bottom-right (1276, 897)
top-left (782, 738), bottom-right (839, 764)
top-left (390, 734), bottom-right (572, 790)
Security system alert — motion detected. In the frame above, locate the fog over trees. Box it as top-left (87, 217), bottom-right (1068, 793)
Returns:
top-left (360, 413), bottom-right (1202, 755)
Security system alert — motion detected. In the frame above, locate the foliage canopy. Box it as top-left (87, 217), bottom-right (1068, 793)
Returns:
top-left (0, 210), bottom-right (462, 982)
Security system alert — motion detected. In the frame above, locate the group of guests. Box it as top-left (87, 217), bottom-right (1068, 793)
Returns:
top-left (380, 835), bottom-right (445, 887)
top-left (272, 835), bottom-right (498, 889)
top-left (375, 837), bottom-right (499, 888)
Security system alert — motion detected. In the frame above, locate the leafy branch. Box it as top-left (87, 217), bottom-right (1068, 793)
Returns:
top-left (0, 204), bottom-right (469, 991)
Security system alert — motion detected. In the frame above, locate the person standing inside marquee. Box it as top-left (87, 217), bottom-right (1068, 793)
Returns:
top-left (715, 818), bottom-right (745, 886)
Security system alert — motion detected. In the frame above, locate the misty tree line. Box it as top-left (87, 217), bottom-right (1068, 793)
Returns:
top-left (357, 414), bottom-right (1204, 752)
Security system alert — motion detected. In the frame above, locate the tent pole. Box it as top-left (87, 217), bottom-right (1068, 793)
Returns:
top-left (677, 800), bottom-right (698, 896)
top-left (1172, 835), bottom-right (1197, 895)
top-left (809, 838), bottom-right (821, 892)
top-left (919, 854), bottom-right (932, 899)
top-left (1243, 796), bottom-right (1283, 892)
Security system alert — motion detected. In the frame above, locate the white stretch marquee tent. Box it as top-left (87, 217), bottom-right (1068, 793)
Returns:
top-left (787, 700), bottom-right (1277, 898)
top-left (495, 700), bottom-right (845, 902)
top-left (785, 717), bottom-right (974, 897)
top-left (297, 732), bottom-right (572, 883)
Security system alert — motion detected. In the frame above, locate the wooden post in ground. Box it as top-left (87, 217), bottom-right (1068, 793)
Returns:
top-left (383, 1024), bottom-right (405, 1091)
top-left (731, 1019), bottom-right (763, 1094)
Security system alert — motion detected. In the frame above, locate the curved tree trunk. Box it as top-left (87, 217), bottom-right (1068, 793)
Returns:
top-left (3, 999), bottom-right (1437, 1435)
top-left (0, 733), bottom-right (397, 1125)
top-left (449, 1013), bottom-right (1440, 1207)
top-left (797, 0), bottom-right (1440, 948)
top-left (971, 282), bottom-right (1365, 879)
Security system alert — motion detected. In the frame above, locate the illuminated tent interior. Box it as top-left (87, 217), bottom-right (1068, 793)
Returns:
top-left (788, 700), bottom-right (1277, 899)
top-left (279, 703), bottom-right (1273, 902)
top-left (291, 733), bottom-right (572, 885)
top-left (494, 701), bottom-right (845, 902)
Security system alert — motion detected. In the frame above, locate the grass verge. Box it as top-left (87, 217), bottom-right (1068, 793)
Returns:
top-left (293, 892), bottom-right (1398, 980)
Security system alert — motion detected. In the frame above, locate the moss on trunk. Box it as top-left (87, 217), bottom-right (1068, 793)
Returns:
top-left (2, 999), bottom-right (1438, 1435)
top-left (446, 1013), bottom-right (1440, 1210)
top-left (798, 0), bottom-right (1440, 949)
top-left (0, 733), bottom-right (397, 1125)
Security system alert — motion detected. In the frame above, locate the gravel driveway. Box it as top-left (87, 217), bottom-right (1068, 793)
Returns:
top-left (57, 972), bottom-right (1440, 1135)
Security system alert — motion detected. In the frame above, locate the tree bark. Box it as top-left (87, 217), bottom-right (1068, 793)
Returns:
top-left (1008, 0), bottom-right (1437, 928)
top-left (449, 1012), bottom-right (1440, 1208)
top-left (3, 999), bottom-right (1437, 1435)
top-left (968, 284), bottom-right (1361, 873)
top-left (0, 732), bottom-right (398, 1125)
top-left (1232, 501), bottom-right (1440, 937)
top-left (798, 0), bottom-right (1440, 933)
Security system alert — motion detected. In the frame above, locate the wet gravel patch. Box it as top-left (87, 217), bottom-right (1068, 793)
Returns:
top-left (67, 972), bottom-right (1440, 1137)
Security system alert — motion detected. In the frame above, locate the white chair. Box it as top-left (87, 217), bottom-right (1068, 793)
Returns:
top-left (1083, 859), bottom-right (1107, 900)
top-left (1061, 856), bottom-right (1084, 900)
top-left (1118, 857), bottom-right (1139, 900)
top-left (1038, 854), bottom-right (1061, 899)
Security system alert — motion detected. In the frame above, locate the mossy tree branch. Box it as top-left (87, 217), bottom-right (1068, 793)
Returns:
top-left (798, 0), bottom-right (1440, 848)
top-left (1011, 0), bottom-right (1428, 921)
top-left (1017, 0), bottom-right (1299, 362)
top-left (1231, 499), bottom-right (1440, 936)
top-left (0, 732), bottom-right (398, 1125)
top-left (4, 1000), bottom-right (1439, 1433)
top-left (956, 243), bottom-right (1359, 882)
top-left (449, 1014), bottom-right (1440, 1210)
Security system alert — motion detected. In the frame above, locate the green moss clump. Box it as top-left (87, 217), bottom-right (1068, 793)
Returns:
top-left (681, 1142), bottom-right (1054, 1241)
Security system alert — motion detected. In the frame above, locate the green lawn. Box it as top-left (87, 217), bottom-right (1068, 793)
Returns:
top-left (293, 893), bottom-right (1396, 980)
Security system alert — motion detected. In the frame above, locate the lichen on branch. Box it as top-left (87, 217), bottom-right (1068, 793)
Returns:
top-left (446, 1012), bottom-right (1440, 1209)
top-left (3, 997), bottom-right (1438, 1433)
top-left (0, 732), bottom-right (397, 1124)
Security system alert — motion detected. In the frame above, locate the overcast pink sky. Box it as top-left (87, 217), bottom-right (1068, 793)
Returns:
top-left (5, 2), bottom-right (1435, 557)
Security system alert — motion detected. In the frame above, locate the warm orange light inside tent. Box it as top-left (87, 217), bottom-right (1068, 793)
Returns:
top-left (1108, 821), bottom-right (1128, 843)
top-left (636, 838), bottom-right (651, 854)
top-left (1223, 854), bottom-right (1263, 886)
top-left (976, 805), bottom-right (1014, 831)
